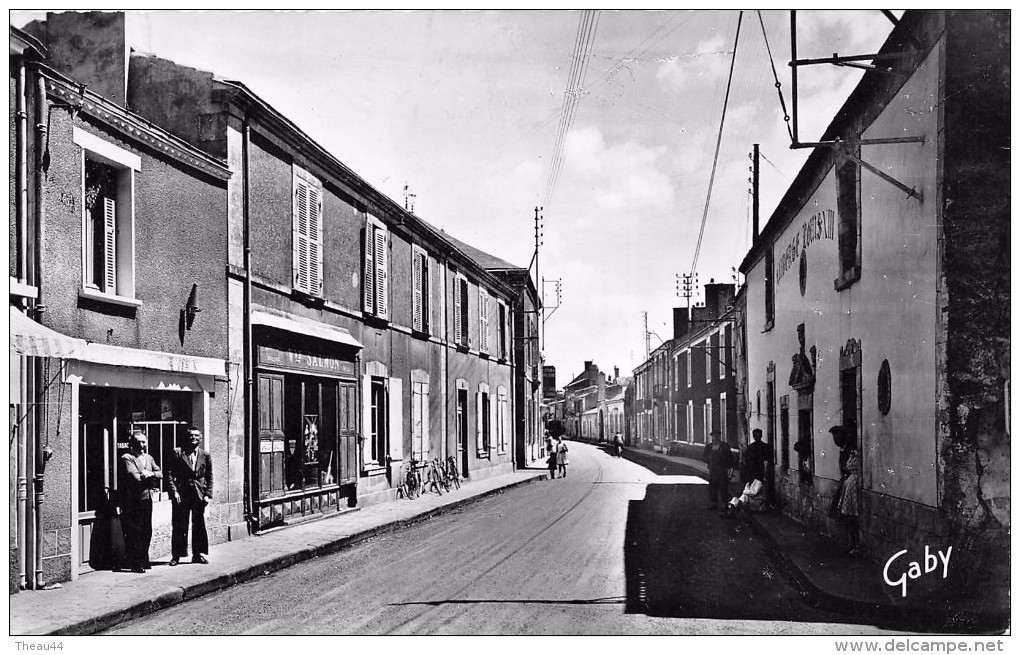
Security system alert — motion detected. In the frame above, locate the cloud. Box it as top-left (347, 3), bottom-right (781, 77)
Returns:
top-left (654, 34), bottom-right (732, 91)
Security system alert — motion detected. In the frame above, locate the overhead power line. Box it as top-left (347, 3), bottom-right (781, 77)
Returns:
top-left (689, 10), bottom-right (743, 278)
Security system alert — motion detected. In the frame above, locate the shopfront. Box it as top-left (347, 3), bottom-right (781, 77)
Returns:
top-left (251, 313), bottom-right (362, 530)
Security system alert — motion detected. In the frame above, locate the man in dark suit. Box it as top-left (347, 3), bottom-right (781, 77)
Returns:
top-left (167, 426), bottom-right (214, 566)
top-left (119, 431), bottom-right (163, 573)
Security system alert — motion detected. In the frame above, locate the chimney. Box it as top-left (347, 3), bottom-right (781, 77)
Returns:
top-left (31, 12), bottom-right (130, 107)
top-left (614, 366), bottom-right (620, 380)
top-left (673, 307), bottom-right (689, 340)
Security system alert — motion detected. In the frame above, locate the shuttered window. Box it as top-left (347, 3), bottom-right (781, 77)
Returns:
top-left (497, 301), bottom-right (508, 360)
top-left (412, 246), bottom-right (430, 333)
top-left (411, 379), bottom-right (430, 462)
top-left (363, 217), bottom-right (390, 319)
top-left (454, 275), bottom-right (469, 348)
top-left (293, 168), bottom-right (323, 296)
top-left (478, 288), bottom-right (490, 354)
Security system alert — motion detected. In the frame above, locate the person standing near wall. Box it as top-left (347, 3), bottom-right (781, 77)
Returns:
top-left (118, 431), bottom-right (163, 573)
top-left (703, 430), bottom-right (733, 511)
top-left (167, 426), bottom-right (214, 566)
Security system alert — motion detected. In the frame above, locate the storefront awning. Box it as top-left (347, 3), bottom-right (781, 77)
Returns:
top-left (77, 343), bottom-right (225, 378)
top-left (252, 310), bottom-right (363, 349)
top-left (9, 306), bottom-right (87, 358)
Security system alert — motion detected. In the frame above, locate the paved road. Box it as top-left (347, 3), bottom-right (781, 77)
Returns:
top-left (105, 442), bottom-right (902, 635)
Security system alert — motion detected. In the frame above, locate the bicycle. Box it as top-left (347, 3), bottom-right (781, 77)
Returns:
top-left (444, 456), bottom-right (462, 490)
top-left (397, 459), bottom-right (423, 500)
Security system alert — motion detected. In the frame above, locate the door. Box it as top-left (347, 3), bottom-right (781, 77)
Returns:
top-left (257, 373), bottom-right (286, 498)
top-left (457, 388), bottom-right (469, 477)
top-left (338, 382), bottom-right (359, 485)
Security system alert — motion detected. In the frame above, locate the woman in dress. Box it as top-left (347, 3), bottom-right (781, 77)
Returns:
top-left (555, 437), bottom-right (569, 478)
top-left (830, 426), bottom-right (861, 556)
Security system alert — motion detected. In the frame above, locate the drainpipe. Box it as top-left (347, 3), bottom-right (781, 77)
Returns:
top-left (15, 55), bottom-right (29, 591)
top-left (241, 115), bottom-right (255, 533)
top-left (32, 72), bottom-right (48, 590)
top-left (442, 255), bottom-right (450, 461)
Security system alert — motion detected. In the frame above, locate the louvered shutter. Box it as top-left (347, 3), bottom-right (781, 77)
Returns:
top-left (362, 375), bottom-right (373, 466)
top-left (421, 382), bottom-right (430, 460)
top-left (454, 276), bottom-right (462, 345)
top-left (294, 181), bottom-right (309, 292)
top-left (411, 383), bottom-right (422, 460)
top-left (102, 197), bottom-right (116, 293)
top-left (476, 392), bottom-right (483, 451)
top-left (363, 223), bottom-right (375, 313)
top-left (374, 226), bottom-right (389, 320)
top-left (387, 377), bottom-right (402, 461)
top-left (309, 186), bottom-right (323, 295)
top-left (479, 289), bottom-right (488, 353)
top-left (412, 250), bottom-right (423, 332)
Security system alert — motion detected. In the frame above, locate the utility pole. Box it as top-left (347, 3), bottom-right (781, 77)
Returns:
top-left (752, 144), bottom-right (760, 243)
top-left (643, 311), bottom-right (650, 361)
top-left (533, 206), bottom-right (543, 365)
top-left (678, 272), bottom-right (698, 310)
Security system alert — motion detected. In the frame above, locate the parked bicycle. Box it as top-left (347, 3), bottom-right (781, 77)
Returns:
top-left (444, 456), bottom-right (461, 490)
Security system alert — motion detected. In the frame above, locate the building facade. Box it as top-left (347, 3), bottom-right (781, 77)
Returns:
top-left (739, 10), bottom-right (1008, 606)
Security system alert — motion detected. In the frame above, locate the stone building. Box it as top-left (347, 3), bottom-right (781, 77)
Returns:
top-left (738, 10), bottom-right (1008, 607)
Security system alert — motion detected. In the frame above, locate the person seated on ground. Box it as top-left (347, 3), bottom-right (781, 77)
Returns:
top-left (722, 428), bottom-right (771, 518)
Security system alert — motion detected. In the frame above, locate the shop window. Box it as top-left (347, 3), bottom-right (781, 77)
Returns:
top-left (292, 166), bottom-right (323, 297)
top-left (412, 246), bottom-right (430, 334)
top-left (835, 153), bottom-right (862, 290)
top-left (283, 377), bottom-right (339, 492)
top-left (76, 128), bottom-right (138, 303)
top-left (363, 217), bottom-right (389, 319)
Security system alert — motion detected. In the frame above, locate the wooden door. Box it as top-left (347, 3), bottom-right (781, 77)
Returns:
top-left (338, 382), bottom-right (359, 485)
top-left (258, 373), bottom-right (286, 498)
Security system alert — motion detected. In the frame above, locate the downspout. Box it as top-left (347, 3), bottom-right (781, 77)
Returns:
top-left (442, 255), bottom-right (450, 461)
top-left (32, 72), bottom-right (48, 589)
top-left (15, 55), bottom-right (29, 591)
top-left (242, 115), bottom-right (255, 533)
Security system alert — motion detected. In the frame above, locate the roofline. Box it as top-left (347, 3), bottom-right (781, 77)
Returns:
top-left (34, 63), bottom-right (232, 181)
top-left (10, 25), bottom-right (46, 56)
top-left (215, 79), bottom-right (515, 297)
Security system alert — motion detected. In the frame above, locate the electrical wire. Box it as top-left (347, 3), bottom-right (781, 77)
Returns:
top-left (689, 10), bottom-right (743, 277)
top-left (758, 9), bottom-right (794, 144)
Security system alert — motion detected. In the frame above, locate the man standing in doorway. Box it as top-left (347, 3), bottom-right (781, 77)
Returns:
top-left (703, 430), bottom-right (733, 510)
top-left (119, 431), bottom-right (163, 573)
top-left (167, 426), bottom-right (214, 566)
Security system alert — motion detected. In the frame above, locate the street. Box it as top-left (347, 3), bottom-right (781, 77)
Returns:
top-left (105, 442), bottom-right (904, 635)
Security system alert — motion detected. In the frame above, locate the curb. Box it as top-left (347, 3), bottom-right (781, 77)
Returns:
top-left (34, 473), bottom-right (546, 636)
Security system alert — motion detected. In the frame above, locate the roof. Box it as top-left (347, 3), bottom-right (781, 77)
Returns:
top-left (434, 228), bottom-right (522, 270)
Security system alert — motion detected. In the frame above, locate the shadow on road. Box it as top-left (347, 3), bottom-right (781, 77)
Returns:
top-left (390, 597), bottom-right (626, 607)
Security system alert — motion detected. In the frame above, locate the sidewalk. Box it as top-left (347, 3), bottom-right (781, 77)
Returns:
top-left (9, 468), bottom-right (546, 636)
top-left (618, 444), bottom-right (1009, 634)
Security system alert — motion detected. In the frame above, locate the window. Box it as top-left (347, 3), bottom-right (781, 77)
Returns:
top-left (705, 339), bottom-right (712, 383)
top-left (479, 288), bottom-right (490, 354)
top-left (764, 246), bottom-right (775, 330)
top-left (686, 400), bottom-right (694, 442)
top-left (293, 165), bottom-right (323, 296)
top-left (497, 301), bottom-right (509, 360)
top-left (363, 217), bottom-right (389, 319)
top-left (410, 376), bottom-right (430, 463)
top-left (76, 128), bottom-right (138, 303)
top-left (412, 246), bottom-right (430, 334)
top-left (719, 328), bottom-right (728, 379)
top-left (703, 398), bottom-right (712, 442)
top-left (497, 387), bottom-right (508, 453)
top-left (477, 386), bottom-right (490, 454)
top-left (454, 275), bottom-right (469, 348)
top-left (834, 152), bottom-right (862, 290)
top-left (369, 377), bottom-right (388, 464)
top-left (282, 376), bottom-right (339, 491)
top-left (684, 350), bottom-right (691, 388)
top-left (719, 392), bottom-right (727, 440)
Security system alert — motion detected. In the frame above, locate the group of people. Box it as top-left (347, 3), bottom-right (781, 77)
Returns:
top-left (544, 433), bottom-right (569, 478)
top-left (115, 426), bottom-right (214, 572)
top-left (704, 425), bottom-right (861, 555)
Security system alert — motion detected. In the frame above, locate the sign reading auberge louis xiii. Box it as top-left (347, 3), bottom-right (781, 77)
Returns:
top-left (776, 209), bottom-right (835, 284)
top-left (257, 345), bottom-right (355, 377)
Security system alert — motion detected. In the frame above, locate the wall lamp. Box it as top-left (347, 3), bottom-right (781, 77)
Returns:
top-left (185, 283), bottom-right (202, 330)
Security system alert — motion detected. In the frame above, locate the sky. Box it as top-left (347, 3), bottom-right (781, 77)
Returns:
top-left (13, 8), bottom-right (902, 385)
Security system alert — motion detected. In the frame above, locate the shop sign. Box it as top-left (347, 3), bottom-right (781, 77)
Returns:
top-left (776, 209), bottom-right (835, 284)
top-left (258, 345), bottom-right (355, 377)
top-left (259, 440), bottom-right (285, 453)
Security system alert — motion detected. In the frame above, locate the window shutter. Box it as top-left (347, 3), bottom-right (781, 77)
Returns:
top-left (412, 250), bottom-right (423, 332)
top-left (362, 375), bottom-right (373, 466)
top-left (387, 377), bottom-right (402, 462)
top-left (454, 276), bottom-right (462, 345)
top-left (310, 187), bottom-right (323, 295)
top-left (294, 181), bottom-right (309, 292)
top-left (411, 383), bottom-right (422, 460)
top-left (421, 382), bottom-right (430, 460)
top-left (375, 226), bottom-right (389, 320)
top-left (102, 197), bottom-right (116, 293)
top-left (363, 223), bottom-right (375, 313)
top-left (476, 392), bottom-right (483, 451)
top-left (479, 289), bottom-right (489, 353)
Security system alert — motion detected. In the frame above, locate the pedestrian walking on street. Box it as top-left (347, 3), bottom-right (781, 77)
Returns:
top-left (118, 431), bottom-right (162, 573)
top-left (546, 447), bottom-right (558, 479)
top-left (722, 428), bottom-right (772, 517)
top-left (828, 426), bottom-right (861, 555)
top-left (167, 426), bottom-right (214, 566)
top-left (703, 430), bottom-right (733, 510)
top-left (556, 436), bottom-right (569, 478)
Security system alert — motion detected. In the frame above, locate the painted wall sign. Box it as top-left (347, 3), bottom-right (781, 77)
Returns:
top-left (776, 209), bottom-right (835, 284)
top-left (257, 345), bottom-right (355, 377)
